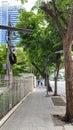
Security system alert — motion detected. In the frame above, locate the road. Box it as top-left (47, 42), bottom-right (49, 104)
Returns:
top-left (50, 80), bottom-right (66, 97)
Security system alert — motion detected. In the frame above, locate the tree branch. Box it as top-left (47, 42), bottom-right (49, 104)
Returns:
top-left (52, 0), bottom-right (68, 28)
top-left (31, 62), bottom-right (46, 78)
top-left (40, 2), bottom-right (66, 39)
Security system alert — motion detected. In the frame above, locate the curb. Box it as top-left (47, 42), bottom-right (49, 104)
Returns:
top-left (0, 92), bottom-right (31, 128)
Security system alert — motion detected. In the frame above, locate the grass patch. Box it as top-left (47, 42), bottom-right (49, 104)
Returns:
top-left (52, 97), bottom-right (66, 106)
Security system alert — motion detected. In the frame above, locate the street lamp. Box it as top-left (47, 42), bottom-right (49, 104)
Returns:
top-left (46, 56), bottom-right (49, 97)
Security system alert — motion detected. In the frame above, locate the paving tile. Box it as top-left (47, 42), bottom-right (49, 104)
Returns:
top-left (55, 126), bottom-right (63, 130)
top-left (64, 125), bottom-right (73, 130)
top-left (0, 87), bottom-right (70, 130)
top-left (35, 127), bottom-right (47, 130)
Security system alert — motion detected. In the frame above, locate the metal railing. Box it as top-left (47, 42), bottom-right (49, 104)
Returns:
top-left (0, 74), bottom-right (34, 119)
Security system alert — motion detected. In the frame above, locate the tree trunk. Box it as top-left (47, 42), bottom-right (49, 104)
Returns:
top-left (54, 76), bottom-right (58, 96)
top-left (48, 78), bottom-right (52, 91)
top-left (63, 1), bottom-right (73, 121)
top-left (54, 70), bottom-right (59, 96)
top-left (63, 37), bottom-right (73, 122)
top-left (54, 53), bottom-right (61, 96)
top-left (31, 61), bottom-right (52, 91)
top-left (44, 74), bottom-right (52, 91)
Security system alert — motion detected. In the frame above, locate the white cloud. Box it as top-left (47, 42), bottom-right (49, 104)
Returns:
top-left (24, 0), bottom-right (37, 11)
top-left (0, 0), bottom-right (37, 11)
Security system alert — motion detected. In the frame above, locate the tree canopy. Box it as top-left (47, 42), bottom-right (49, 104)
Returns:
top-left (16, 9), bottom-right (63, 78)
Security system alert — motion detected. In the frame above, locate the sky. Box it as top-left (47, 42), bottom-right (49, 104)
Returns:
top-left (0, 0), bottom-right (37, 11)
top-left (24, 0), bottom-right (37, 11)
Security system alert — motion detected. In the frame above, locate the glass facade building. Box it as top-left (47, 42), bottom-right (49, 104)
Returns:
top-left (0, 1), bottom-right (22, 44)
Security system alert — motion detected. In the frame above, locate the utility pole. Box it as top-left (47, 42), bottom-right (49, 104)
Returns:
top-left (6, 15), bottom-right (12, 76)
top-left (6, 15), bottom-right (13, 109)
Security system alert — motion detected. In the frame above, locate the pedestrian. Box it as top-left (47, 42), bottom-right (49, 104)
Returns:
top-left (41, 81), bottom-right (43, 86)
top-left (38, 79), bottom-right (40, 86)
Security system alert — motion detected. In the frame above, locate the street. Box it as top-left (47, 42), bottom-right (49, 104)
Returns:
top-left (50, 80), bottom-right (66, 97)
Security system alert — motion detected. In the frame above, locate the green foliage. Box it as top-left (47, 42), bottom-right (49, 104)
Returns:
top-left (16, 9), bottom-right (63, 77)
top-left (0, 45), bottom-right (7, 74)
top-left (16, 0), bottom-right (28, 4)
top-left (13, 48), bottom-right (31, 75)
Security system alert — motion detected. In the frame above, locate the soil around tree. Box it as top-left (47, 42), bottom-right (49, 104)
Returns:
top-left (52, 114), bottom-right (70, 126)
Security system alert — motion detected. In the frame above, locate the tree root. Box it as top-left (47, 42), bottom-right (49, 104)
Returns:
top-left (52, 94), bottom-right (60, 96)
top-left (62, 114), bottom-right (73, 123)
top-left (53, 114), bottom-right (71, 123)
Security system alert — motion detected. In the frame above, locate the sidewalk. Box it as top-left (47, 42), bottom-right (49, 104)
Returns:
top-left (0, 87), bottom-right (73, 130)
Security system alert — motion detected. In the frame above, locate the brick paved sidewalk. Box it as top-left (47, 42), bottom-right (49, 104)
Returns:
top-left (0, 87), bottom-right (73, 130)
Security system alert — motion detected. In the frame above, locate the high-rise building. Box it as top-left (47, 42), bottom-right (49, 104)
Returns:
top-left (0, 1), bottom-right (8, 44)
top-left (0, 1), bottom-right (22, 45)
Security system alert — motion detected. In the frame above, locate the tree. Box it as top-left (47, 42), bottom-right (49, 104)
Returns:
top-left (40, 0), bottom-right (73, 122)
top-left (16, 9), bottom-right (63, 91)
top-left (16, 2), bottom-right (62, 93)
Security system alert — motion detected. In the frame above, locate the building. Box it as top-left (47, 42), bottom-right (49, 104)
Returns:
top-left (0, 1), bottom-right (22, 45)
